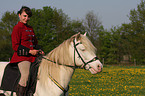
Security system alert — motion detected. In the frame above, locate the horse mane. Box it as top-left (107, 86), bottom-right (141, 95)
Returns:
top-left (38, 33), bottom-right (97, 85)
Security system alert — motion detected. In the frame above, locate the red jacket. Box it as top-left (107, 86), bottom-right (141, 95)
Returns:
top-left (10, 22), bottom-right (38, 63)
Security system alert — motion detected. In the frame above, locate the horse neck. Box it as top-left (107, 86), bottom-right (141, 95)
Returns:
top-left (38, 39), bottom-right (75, 90)
top-left (48, 63), bottom-right (75, 89)
top-left (47, 40), bottom-right (74, 87)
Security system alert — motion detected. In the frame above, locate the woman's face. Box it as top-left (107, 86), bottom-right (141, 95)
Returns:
top-left (19, 11), bottom-right (30, 24)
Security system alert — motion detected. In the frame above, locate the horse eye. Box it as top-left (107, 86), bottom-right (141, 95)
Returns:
top-left (81, 49), bottom-right (85, 51)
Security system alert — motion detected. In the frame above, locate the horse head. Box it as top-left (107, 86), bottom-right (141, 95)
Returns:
top-left (70, 32), bottom-right (103, 74)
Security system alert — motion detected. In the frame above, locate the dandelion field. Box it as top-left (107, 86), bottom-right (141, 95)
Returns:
top-left (69, 65), bottom-right (145, 96)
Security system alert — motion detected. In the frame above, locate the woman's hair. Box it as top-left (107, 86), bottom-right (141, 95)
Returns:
top-left (17, 6), bottom-right (32, 17)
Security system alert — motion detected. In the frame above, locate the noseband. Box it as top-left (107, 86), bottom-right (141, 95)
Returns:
top-left (73, 39), bottom-right (99, 70)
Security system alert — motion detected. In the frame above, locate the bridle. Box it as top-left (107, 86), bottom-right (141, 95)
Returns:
top-left (73, 39), bottom-right (99, 70)
top-left (41, 38), bottom-right (99, 95)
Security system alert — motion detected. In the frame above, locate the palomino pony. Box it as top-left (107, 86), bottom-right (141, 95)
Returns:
top-left (0, 33), bottom-right (103, 96)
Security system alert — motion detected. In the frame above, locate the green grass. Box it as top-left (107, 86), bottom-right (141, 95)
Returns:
top-left (69, 65), bottom-right (145, 96)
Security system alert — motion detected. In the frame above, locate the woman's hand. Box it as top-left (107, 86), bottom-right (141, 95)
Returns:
top-left (29, 49), bottom-right (39, 55)
top-left (29, 49), bottom-right (45, 56)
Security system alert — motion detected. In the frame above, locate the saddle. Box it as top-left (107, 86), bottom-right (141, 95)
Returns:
top-left (0, 56), bottom-right (42, 95)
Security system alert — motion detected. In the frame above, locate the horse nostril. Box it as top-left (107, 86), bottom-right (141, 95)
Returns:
top-left (98, 65), bottom-right (100, 68)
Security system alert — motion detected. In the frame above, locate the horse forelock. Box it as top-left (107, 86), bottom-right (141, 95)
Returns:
top-left (80, 35), bottom-right (97, 54)
top-left (71, 33), bottom-right (97, 54)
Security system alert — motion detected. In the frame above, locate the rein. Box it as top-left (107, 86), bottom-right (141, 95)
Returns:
top-left (42, 56), bottom-right (76, 69)
top-left (41, 38), bottom-right (99, 95)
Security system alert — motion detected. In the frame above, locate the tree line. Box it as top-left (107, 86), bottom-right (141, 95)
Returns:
top-left (0, 0), bottom-right (144, 65)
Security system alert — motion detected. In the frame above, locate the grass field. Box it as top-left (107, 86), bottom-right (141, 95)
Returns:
top-left (69, 65), bottom-right (145, 96)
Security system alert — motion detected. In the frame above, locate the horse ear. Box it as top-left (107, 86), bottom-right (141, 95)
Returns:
top-left (84, 32), bottom-right (87, 36)
top-left (71, 32), bottom-right (81, 41)
top-left (76, 32), bottom-right (81, 40)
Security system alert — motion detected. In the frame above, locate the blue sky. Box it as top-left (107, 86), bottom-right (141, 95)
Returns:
top-left (0, 0), bottom-right (141, 29)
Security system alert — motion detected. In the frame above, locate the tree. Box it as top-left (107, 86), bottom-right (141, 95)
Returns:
top-left (83, 11), bottom-right (104, 53)
top-left (0, 11), bottom-right (18, 61)
top-left (109, 0), bottom-right (145, 65)
top-left (125, 0), bottom-right (145, 64)
top-left (83, 11), bottom-right (102, 36)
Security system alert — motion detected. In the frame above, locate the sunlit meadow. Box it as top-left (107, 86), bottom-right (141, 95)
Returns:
top-left (69, 65), bottom-right (145, 96)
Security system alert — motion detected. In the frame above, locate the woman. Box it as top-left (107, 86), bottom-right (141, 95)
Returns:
top-left (10, 6), bottom-right (44, 96)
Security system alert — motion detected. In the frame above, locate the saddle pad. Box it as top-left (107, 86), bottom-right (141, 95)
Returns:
top-left (0, 56), bottom-right (42, 94)
top-left (0, 63), bottom-right (20, 91)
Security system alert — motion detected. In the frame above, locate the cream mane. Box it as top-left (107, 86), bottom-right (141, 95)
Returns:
top-left (38, 33), bottom-right (97, 85)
